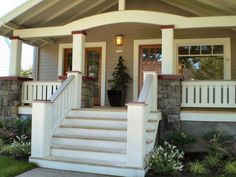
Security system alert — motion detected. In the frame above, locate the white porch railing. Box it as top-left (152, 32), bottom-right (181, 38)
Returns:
top-left (126, 71), bottom-right (158, 168)
top-left (31, 72), bottom-right (82, 158)
top-left (22, 81), bottom-right (61, 104)
top-left (182, 81), bottom-right (236, 108)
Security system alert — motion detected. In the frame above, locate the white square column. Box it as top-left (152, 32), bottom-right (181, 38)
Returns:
top-left (9, 37), bottom-right (22, 76)
top-left (72, 31), bottom-right (86, 74)
top-left (161, 26), bottom-right (175, 74)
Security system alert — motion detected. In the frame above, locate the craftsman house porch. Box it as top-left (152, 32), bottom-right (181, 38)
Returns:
top-left (0, 0), bottom-right (236, 176)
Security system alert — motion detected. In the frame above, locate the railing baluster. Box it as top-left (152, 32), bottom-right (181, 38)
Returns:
top-left (181, 81), bottom-right (236, 108)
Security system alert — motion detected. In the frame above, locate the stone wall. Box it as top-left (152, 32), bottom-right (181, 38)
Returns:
top-left (157, 75), bottom-right (183, 137)
top-left (81, 78), bottom-right (95, 108)
top-left (0, 77), bottom-right (32, 119)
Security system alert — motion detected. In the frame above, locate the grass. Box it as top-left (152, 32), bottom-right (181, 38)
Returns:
top-left (0, 156), bottom-right (37, 177)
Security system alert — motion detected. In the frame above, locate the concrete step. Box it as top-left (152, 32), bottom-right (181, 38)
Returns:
top-left (29, 156), bottom-right (146, 177)
top-left (54, 127), bottom-right (127, 139)
top-left (67, 109), bottom-right (127, 120)
top-left (51, 136), bottom-right (127, 150)
top-left (50, 147), bottom-right (126, 163)
top-left (61, 118), bottom-right (127, 129)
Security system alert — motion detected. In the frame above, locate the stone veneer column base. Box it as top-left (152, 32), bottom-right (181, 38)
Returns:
top-left (157, 74), bottom-right (183, 138)
top-left (0, 77), bottom-right (32, 119)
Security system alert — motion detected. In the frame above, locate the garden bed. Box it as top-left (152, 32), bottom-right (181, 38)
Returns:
top-left (0, 156), bottom-right (37, 177)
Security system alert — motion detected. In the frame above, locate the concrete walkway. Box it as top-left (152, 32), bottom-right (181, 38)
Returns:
top-left (17, 168), bottom-right (112, 177)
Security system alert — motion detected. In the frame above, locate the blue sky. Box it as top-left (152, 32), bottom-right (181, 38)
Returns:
top-left (0, 0), bottom-right (33, 70)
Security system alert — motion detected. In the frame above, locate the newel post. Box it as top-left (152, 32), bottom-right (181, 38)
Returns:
top-left (143, 71), bottom-right (158, 111)
top-left (126, 102), bottom-right (148, 168)
top-left (31, 101), bottom-right (52, 158)
top-left (67, 71), bottom-right (82, 109)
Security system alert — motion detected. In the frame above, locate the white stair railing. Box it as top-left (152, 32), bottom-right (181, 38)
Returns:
top-left (182, 81), bottom-right (236, 108)
top-left (22, 81), bottom-right (61, 104)
top-left (126, 71), bottom-right (157, 168)
top-left (31, 72), bottom-right (82, 158)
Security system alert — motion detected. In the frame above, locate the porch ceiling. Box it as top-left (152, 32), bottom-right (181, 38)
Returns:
top-left (0, 0), bottom-right (236, 47)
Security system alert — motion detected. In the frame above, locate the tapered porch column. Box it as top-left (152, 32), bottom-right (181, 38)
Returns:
top-left (9, 36), bottom-right (22, 76)
top-left (161, 25), bottom-right (175, 74)
top-left (72, 31), bottom-right (86, 74)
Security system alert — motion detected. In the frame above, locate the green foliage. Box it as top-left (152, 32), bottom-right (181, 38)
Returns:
top-left (222, 161), bottom-right (236, 175)
top-left (145, 141), bottom-right (184, 175)
top-left (202, 130), bottom-right (235, 157)
top-left (109, 56), bottom-right (131, 91)
top-left (204, 152), bottom-right (222, 168)
top-left (189, 161), bottom-right (207, 174)
top-left (0, 135), bottom-right (31, 159)
top-left (20, 68), bottom-right (32, 78)
top-left (0, 156), bottom-right (37, 177)
top-left (167, 132), bottom-right (195, 150)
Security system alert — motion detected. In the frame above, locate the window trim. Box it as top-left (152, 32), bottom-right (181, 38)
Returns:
top-left (174, 38), bottom-right (231, 80)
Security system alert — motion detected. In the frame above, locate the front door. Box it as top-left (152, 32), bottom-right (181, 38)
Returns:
top-left (139, 45), bottom-right (162, 91)
top-left (63, 47), bottom-right (102, 106)
top-left (85, 47), bottom-right (101, 106)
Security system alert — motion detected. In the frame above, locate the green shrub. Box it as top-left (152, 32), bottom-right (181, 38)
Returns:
top-left (223, 161), bottom-right (236, 175)
top-left (189, 161), bottom-right (207, 174)
top-left (167, 132), bottom-right (195, 150)
top-left (0, 135), bottom-right (31, 159)
top-left (145, 141), bottom-right (184, 175)
top-left (202, 130), bottom-right (235, 157)
top-left (204, 152), bottom-right (222, 168)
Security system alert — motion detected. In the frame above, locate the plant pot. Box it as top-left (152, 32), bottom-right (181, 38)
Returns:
top-left (107, 90), bottom-right (123, 107)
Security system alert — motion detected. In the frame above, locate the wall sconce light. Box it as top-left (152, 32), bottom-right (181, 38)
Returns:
top-left (116, 35), bottom-right (123, 46)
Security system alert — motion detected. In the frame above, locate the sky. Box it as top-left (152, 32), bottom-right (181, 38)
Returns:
top-left (0, 0), bottom-right (33, 70)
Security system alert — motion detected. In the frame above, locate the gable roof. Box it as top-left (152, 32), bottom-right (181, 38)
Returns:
top-left (0, 0), bottom-right (236, 47)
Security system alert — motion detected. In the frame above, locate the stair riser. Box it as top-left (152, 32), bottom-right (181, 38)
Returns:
top-left (29, 158), bottom-right (146, 177)
top-left (51, 137), bottom-right (127, 150)
top-left (55, 128), bottom-right (127, 139)
top-left (51, 149), bottom-right (126, 163)
top-left (62, 119), bottom-right (127, 129)
top-left (146, 122), bottom-right (158, 129)
top-left (68, 111), bottom-right (127, 119)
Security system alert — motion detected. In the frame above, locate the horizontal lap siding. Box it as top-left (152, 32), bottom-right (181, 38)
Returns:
top-left (38, 45), bottom-right (58, 81)
top-left (231, 36), bottom-right (236, 80)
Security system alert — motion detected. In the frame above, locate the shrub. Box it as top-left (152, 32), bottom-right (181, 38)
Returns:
top-left (202, 130), bottom-right (235, 157)
top-left (189, 161), bottom-right (207, 174)
top-left (167, 132), bottom-right (195, 150)
top-left (145, 141), bottom-right (184, 175)
top-left (223, 161), bottom-right (236, 175)
top-left (0, 135), bottom-right (31, 159)
top-left (204, 152), bottom-right (222, 168)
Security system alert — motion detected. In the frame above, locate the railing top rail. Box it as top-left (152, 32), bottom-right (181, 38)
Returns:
top-left (50, 75), bottom-right (74, 103)
top-left (138, 74), bottom-right (153, 103)
top-left (182, 80), bottom-right (236, 86)
top-left (23, 81), bottom-right (62, 84)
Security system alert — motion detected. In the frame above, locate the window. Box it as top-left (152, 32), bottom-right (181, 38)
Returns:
top-left (140, 45), bottom-right (162, 62)
top-left (178, 44), bottom-right (224, 80)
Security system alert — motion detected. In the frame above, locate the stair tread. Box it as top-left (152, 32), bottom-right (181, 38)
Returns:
top-left (53, 134), bottom-right (127, 142)
top-left (65, 116), bottom-right (127, 121)
top-left (32, 156), bottom-right (143, 169)
top-left (51, 144), bottom-right (126, 154)
top-left (71, 107), bottom-right (127, 112)
top-left (60, 125), bottom-right (127, 131)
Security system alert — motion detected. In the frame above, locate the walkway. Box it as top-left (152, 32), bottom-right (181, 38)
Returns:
top-left (17, 168), bottom-right (112, 177)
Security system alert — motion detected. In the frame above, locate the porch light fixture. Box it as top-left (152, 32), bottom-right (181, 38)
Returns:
top-left (116, 35), bottom-right (123, 46)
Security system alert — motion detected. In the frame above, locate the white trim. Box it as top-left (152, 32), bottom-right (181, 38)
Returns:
top-left (14, 11), bottom-right (236, 38)
top-left (133, 39), bottom-right (161, 101)
top-left (18, 106), bottom-right (32, 115)
top-left (58, 42), bottom-right (106, 106)
top-left (181, 111), bottom-right (236, 122)
top-left (174, 38), bottom-right (231, 80)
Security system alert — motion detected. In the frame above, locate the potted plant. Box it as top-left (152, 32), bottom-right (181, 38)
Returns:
top-left (107, 56), bottom-right (131, 107)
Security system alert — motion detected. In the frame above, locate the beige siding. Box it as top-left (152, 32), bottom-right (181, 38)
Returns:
top-left (231, 36), bottom-right (236, 80)
top-left (38, 45), bottom-right (58, 80)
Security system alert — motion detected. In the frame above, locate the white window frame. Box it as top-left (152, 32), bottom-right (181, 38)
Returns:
top-left (174, 38), bottom-right (231, 80)
top-left (58, 42), bottom-right (106, 106)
